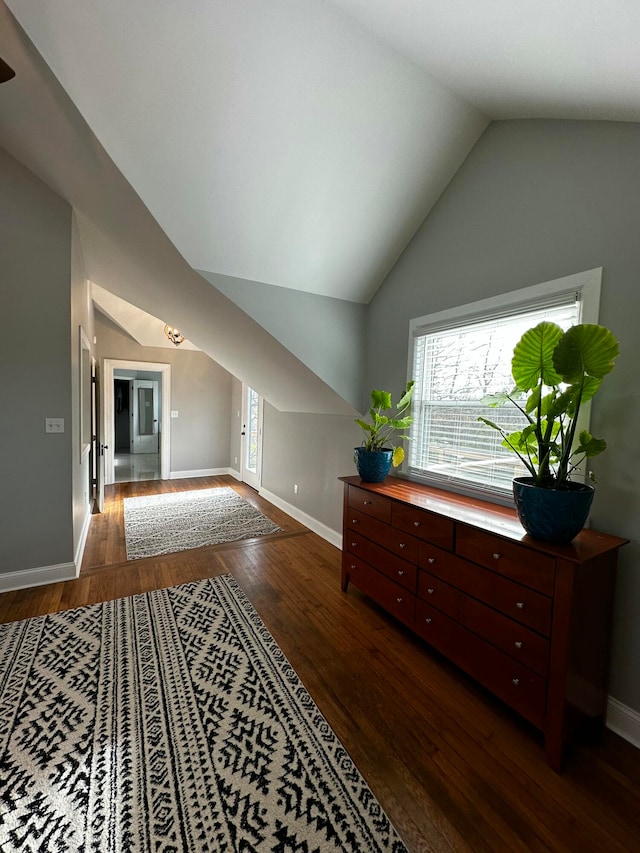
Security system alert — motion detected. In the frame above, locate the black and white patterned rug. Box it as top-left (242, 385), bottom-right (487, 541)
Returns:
top-left (0, 575), bottom-right (407, 852)
top-left (123, 487), bottom-right (282, 560)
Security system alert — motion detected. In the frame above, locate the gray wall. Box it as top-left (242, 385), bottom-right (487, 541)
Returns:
top-left (202, 271), bottom-right (367, 408)
top-left (95, 312), bottom-right (233, 473)
top-left (261, 404), bottom-right (361, 532)
top-left (366, 119), bottom-right (640, 714)
top-left (1, 147), bottom-right (74, 573)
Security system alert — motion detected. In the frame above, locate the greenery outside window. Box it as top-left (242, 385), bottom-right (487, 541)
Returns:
top-left (407, 269), bottom-right (602, 502)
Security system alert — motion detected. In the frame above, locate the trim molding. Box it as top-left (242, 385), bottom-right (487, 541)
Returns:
top-left (73, 505), bottom-right (92, 575)
top-left (170, 467), bottom-right (237, 480)
top-left (606, 696), bottom-right (640, 749)
top-left (259, 488), bottom-right (342, 550)
top-left (0, 562), bottom-right (77, 594)
top-left (103, 359), bottom-right (172, 484)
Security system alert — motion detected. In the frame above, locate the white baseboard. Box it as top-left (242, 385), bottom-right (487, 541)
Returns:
top-left (228, 468), bottom-right (242, 481)
top-left (0, 561), bottom-right (77, 594)
top-left (606, 696), bottom-right (640, 749)
top-left (259, 488), bottom-right (342, 550)
top-left (170, 467), bottom-right (237, 479)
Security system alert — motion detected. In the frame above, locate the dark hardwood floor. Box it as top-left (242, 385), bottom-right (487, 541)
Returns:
top-left (1, 476), bottom-right (639, 851)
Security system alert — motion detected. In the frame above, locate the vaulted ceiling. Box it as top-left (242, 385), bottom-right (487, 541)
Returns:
top-left (7, 0), bottom-right (640, 306)
top-left (2, 1), bottom-right (639, 410)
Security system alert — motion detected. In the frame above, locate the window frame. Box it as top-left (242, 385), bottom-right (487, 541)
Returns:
top-left (405, 268), bottom-right (602, 505)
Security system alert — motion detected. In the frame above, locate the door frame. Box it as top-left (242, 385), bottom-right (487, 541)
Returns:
top-left (103, 359), bottom-right (171, 483)
top-left (241, 384), bottom-right (263, 490)
top-left (91, 358), bottom-right (105, 513)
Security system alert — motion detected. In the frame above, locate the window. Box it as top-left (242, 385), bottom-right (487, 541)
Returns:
top-left (407, 269), bottom-right (601, 501)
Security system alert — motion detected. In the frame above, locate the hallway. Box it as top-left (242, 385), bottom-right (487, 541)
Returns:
top-left (114, 452), bottom-right (161, 483)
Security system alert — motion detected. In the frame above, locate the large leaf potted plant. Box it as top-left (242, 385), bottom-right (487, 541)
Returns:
top-left (479, 322), bottom-right (619, 544)
top-left (354, 381), bottom-right (414, 482)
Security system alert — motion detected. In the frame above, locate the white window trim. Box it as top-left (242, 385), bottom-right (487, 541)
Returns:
top-left (405, 268), bottom-right (602, 504)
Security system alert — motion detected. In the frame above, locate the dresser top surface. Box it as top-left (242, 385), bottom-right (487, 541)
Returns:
top-left (340, 476), bottom-right (628, 562)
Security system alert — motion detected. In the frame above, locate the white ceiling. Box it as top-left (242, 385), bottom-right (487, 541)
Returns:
top-left (331, 1), bottom-right (640, 122)
top-left (4, 0), bottom-right (640, 308)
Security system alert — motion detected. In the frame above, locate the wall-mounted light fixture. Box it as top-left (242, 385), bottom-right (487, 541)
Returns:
top-left (164, 324), bottom-right (186, 346)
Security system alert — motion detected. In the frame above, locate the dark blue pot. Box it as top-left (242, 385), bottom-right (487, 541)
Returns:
top-left (354, 447), bottom-right (393, 483)
top-left (512, 477), bottom-right (595, 544)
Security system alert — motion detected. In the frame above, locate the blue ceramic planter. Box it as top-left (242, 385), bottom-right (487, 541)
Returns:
top-left (354, 447), bottom-right (393, 483)
top-left (512, 477), bottom-right (595, 544)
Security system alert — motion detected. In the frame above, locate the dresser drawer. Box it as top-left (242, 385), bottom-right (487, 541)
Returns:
top-left (378, 522), bottom-right (419, 563)
top-left (456, 526), bottom-right (555, 596)
top-left (348, 507), bottom-right (418, 569)
top-left (415, 603), bottom-right (547, 728)
top-left (347, 557), bottom-right (415, 625)
top-left (348, 485), bottom-right (391, 523)
top-left (414, 600), bottom-right (453, 653)
top-left (418, 542), bottom-right (461, 577)
top-left (419, 545), bottom-right (552, 636)
top-left (458, 595), bottom-right (550, 677)
top-left (451, 560), bottom-right (552, 637)
top-left (346, 507), bottom-right (388, 541)
top-left (417, 570), bottom-right (462, 619)
top-left (455, 622), bottom-right (547, 729)
top-left (346, 533), bottom-right (417, 592)
top-left (392, 504), bottom-right (454, 551)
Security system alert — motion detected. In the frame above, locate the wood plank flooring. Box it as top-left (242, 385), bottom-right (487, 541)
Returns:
top-left (1, 476), bottom-right (639, 852)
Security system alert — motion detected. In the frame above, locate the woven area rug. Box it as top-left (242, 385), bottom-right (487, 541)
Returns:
top-left (0, 575), bottom-right (407, 852)
top-left (123, 487), bottom-right (282, 560)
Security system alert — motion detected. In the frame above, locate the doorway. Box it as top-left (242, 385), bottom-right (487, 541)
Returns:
top-left (103, 360), bottom-right (171, 484)
top-left (241, 384), bottom-right (263, 490)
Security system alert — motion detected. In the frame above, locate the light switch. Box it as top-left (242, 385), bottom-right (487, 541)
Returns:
top-left (45, 418), bottom-right (65, 433)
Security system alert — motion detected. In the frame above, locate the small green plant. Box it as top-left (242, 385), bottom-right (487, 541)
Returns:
top-left (478, 322), bottom-right (619, 488)
top-left (355, 381), bottom-right (414, 467)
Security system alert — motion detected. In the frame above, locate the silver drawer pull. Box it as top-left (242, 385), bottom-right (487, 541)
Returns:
top-left (399, 542), bottom-right (406, 549)
top-left (516, 601), bottom-right (525, 610)
top-left (427, 588), bottom-right (434, 595)
top-left (352, 518), bottom-right (358, 524)
top-left (492, 552), bottom-right (501, 560)
top-left (363, 500), bottom-right (371, 505)
top-left (397, 570), bottom-right (405, 577)
top-left (512, 678), bottom-right (520, 687)
top-left (396, 597), bottom-right (403, 603)
top-left (351, 542), bottom-right (357, 547)
top-left (428, 557), bottom-right (435, 564)
top-left (413, 521), bottom-right (421, 527)
top-left (425, 617), bottom-right (432, 624)
top-left (514, 641), bottom-right (523, 649)
top-left (350, 564), bottom-right (356, 570)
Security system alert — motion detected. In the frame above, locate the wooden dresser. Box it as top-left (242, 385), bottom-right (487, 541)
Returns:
top-left (340, 475), bottom-right (628, 770)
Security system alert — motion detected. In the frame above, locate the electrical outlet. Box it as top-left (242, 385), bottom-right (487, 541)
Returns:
top-left (45, 417), bottom-right (64, 433)
top-left (293, 484), bottom-right (299, 495)
top-left (171, 410), bottom-right (179, 418)
top-left (234, 457), bottom-right (238, 465)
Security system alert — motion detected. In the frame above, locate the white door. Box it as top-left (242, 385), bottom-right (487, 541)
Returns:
top-left (241, 385), bottom-right (262, 490)
top-left (131, 379), bottom-right (159, 453)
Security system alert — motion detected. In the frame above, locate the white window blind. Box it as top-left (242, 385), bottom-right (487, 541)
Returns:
top-left (408, 292), bottom-right (583, 497)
